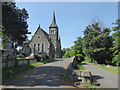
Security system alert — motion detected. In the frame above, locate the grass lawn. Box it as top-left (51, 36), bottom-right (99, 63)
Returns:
top-left (83, 82), bottom-right (98, 88)
top-left (95, 64), bottom-right (119, 74)
top-left (42, 58), bottom-right (56, 64)
top-left (83, 61), bottom-right (119, 74)
top-left (2, 58), bottom-right (56, 81)
top-left (17, 57), bottom-right (26, 59)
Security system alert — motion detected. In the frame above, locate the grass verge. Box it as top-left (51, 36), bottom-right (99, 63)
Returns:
top-left (42, 58), bottom-right (56, 64)
top-left (2, 58), bottom-right (56, 81)
top-left (95, 65), bottom-right (119, 74)
top-left (83, 82), bottom-right (98, 88)
top-left (83, 61), bottom-right (119, 74)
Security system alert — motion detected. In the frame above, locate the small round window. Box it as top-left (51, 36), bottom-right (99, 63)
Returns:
top-left (38, 36), bottom-right (41, 39)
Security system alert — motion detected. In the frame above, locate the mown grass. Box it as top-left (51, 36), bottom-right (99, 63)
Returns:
top-left (2, 58), bottom-right (56, 81)
top-left (83, 61), bottom-right (119, 74)
top-left (96, 65), bottom-right (119, 74)
top-left (17, 57), bottom-right (26, 59)
top-left (83, 82), bottom-right (98, 88)
top-left (42, 58), bottom-right (56, 64)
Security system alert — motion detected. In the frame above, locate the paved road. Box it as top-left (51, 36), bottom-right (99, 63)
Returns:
top-left (2, 58), bottom-right (75, 88)
top-left (83, 63), bottom-right (119, 88)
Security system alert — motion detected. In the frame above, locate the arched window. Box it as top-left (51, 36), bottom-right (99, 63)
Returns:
top-left (38, 44), bottom-right (40, 52)
top-left (51, 30), bottom-right (52, 34)
top-left (42, 43), bottom-right (44, 52)
top-left (51, 30), bottom-right (55, 34)
top-left (52, 30), bottom-right (54, 34)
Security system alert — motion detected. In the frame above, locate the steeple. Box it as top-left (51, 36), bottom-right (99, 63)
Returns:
top-left (49, 12), bottom-right (58, 28)
top-left (52, 12), bottom-right (56, 24)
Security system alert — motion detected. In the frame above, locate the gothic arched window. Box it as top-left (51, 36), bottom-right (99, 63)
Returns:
top-left (52, 30), bottom-right (54, 34)
top-left (38, 44), bottom-right (40, 52)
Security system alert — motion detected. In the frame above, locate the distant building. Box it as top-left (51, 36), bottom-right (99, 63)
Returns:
top-left (29, 12), bottom-right (62, 58)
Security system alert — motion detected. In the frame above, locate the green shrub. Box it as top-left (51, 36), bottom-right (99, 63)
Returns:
top-left (76, 54), bottom-right (85, 63)
top-left (34, 54), bottom-right (41, 62)
top-left (85, 55), bottom-right (94, 63)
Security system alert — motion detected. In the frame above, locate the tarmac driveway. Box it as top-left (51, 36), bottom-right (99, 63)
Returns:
top-left (83, 63), bottom-right (119, 88)
top-left (2, 58), bottom-right (74, 88)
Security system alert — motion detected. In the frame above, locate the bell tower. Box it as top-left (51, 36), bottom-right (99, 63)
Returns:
top-left (49, 12), bottom-right (59, 58)
top-left (49, 12), bottom-right (58, 37)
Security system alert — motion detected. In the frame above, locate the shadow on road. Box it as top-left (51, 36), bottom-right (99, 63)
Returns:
top-left (2, 65), bottom-right (71, 87)
top-left (81, 63), bottom-right (88, 65)
top-left (80, 63), bottom-right (105, 82)
top-left (91, 75), bottom-right (104, 80)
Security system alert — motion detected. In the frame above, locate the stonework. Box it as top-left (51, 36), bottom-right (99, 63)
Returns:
top-left (29, 12), bottom-right (62, 58)
top-left (2, 38), bottom-right (15, 60)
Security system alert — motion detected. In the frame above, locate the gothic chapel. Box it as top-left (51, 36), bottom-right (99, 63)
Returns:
top-left (29, 12), bottom-right (62, 58)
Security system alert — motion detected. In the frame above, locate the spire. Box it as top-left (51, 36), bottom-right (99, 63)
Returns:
top-left (39, 24), bottom-right (40, 27)
top-left (49, 11), bottom-right (58, 28)
top-left (52, 12), bottom-right (56, 24)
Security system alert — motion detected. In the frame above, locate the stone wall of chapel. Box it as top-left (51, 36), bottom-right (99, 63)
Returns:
top-left (29, 29), bottom-right (50, 55)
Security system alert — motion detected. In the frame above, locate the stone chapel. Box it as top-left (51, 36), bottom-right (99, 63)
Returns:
top-left (29, 12), bottom-right (62, 58)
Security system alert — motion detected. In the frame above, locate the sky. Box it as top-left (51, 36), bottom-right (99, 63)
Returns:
top-left (16, 2), bottom-right (118, 48)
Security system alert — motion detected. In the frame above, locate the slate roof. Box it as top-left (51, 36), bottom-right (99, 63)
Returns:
top-left (29, 26), bottom-right (50, 43)
top-left (41, 28), bottom-right (50, 42)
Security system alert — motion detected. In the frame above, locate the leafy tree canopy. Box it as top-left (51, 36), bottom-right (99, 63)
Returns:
top-left (111, 19), bottom-right (120, 65)
top-left (2, 2), bottom-right (30, 47)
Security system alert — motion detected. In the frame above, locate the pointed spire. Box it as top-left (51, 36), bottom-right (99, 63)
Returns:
top-left (52, 11), bottom-right (56, 24)
top-left (49, 12), bottom-right (58, 28)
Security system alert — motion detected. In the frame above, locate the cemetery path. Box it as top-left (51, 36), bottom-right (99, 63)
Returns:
top-left (2, 58), bottom-right (76, 88)
top-left (83, 63), bottom-right (119, 88)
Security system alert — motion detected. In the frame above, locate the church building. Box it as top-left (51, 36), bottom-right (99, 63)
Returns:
top-left (29, 12), bottom-right (62, 58)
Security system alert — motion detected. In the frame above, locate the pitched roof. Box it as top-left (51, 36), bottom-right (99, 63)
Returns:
top-left (29, 25), bottom-right (50, 43)
top-left (41, 28), bottom-right (50, 42)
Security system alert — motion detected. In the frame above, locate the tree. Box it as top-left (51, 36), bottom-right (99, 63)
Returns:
top-left (71, 37), bottom-right (85, 62)
top-left (61, 48), bottom-right (74, 58)
top-left (82, 23), bottom-right (101, 63)
top-left (111, 19), bottom-right (120, 66)
top-left (83, 23), bottom-right (113, 64)
top-left (2, 2), bottom-right (30, 48)
top-left (61, 48), bottom-right (66, 57)
top-left (71, 37), bottom-right (83, 55)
